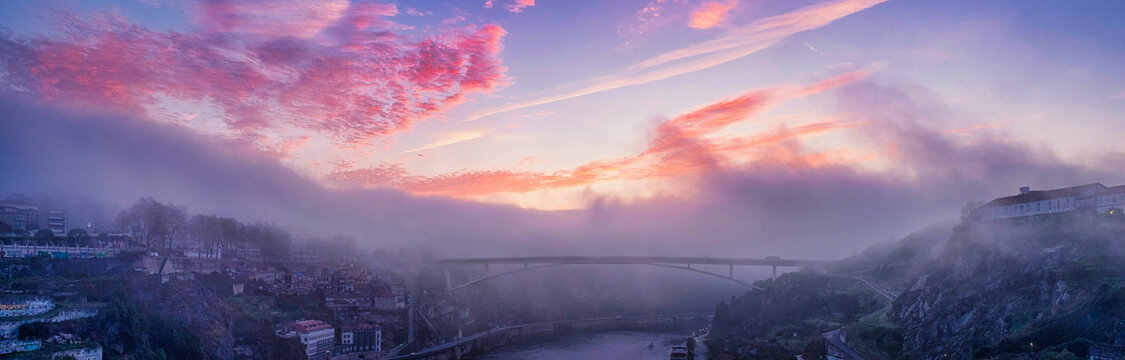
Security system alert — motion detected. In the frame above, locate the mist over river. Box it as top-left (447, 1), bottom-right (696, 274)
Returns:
top-left (477, 330), bottom-right (702, 360)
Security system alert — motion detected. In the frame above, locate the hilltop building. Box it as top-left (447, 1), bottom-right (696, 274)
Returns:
top-left (975, 183), bottom-right (1125, 221)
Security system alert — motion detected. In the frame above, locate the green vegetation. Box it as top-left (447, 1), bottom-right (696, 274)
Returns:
top-left (90, 291), bottom-right (205, 359)
top-left (1037, 349), bottom-right (1080, 360)
top-left (843, 311), bottom-right (902, 358)
top-left (226, 291), bottom-right (333, 324)
top-left (707, 271), bottom-right (883, 358)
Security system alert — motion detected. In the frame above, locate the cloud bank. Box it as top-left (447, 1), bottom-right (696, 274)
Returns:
top-left (0, 2), bottom-right (508, 148)
top-left (330, 70), bottom-right (874, 197)
top-left (3, 74), bottom-right (1120, 261)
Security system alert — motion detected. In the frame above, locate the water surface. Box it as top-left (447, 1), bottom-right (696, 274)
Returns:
top-left (478, 330), bottom-right (698, 360)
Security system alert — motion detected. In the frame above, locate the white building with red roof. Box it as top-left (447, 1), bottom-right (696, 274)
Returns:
top-left (278, 320), bottom-right (335, 360)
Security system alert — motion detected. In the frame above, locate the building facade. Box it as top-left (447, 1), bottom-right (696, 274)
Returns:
top-left (339, 322), bottom-right (381, 353)
top-left (975, 183), bottom-right (1125, 221)
top-left (0, 204), bottom-right (38, 232)
top-left (44, 209), bottom-right (66, 236)
top-left (279, 320), bottom-right (335, 360)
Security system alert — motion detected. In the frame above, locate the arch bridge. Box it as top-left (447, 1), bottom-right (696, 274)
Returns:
top-left (429, 256), bottom-right (826, 292)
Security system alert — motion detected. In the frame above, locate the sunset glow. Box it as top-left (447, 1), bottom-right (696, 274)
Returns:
top-left (2, 0), bottom-right (1124, 213)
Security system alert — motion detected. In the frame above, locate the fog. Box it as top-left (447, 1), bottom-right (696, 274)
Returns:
top-left (2, 77), bottom-right (1123, 261)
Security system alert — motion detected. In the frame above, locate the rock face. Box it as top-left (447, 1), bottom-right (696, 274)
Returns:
top-left (708, 217), bottom-right (1125, 359)
top-left (891, 218), bottom-right (1125, 358)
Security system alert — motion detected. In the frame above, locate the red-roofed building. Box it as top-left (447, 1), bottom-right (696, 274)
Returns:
top-left (278, 320), bottom-right (335, 360)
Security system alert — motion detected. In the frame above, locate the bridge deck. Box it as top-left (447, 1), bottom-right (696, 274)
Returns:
top-left (429, 256), bottom-right (825, 267)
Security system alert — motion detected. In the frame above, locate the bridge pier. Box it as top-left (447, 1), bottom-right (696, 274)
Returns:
top-left (728, 264), bottom-right (733, 278)
top-left (445, 268), bottom-right (452, 291)
top-left (772, 265), bottom-right (777, 280)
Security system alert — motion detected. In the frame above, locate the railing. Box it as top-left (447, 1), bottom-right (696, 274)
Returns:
top-left (0, 244), bottom-right (119, 258)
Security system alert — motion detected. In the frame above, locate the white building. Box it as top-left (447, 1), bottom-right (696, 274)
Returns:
top-left (44, 209), bottom-right (66, 236)
top-left (280, 320), bottom-right (335, 360)
top-left (975, 183), bottom-right (1125, 220)
top-left (1094, 185), bottom-right (1125, 215)
top-left (340, 322), bottom-right (381, 354)
top-left (51, 346), bottom-right (103, 360)
top-left (0, 204), bottom-right (37, 232)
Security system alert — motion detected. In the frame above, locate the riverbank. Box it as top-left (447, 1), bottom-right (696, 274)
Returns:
top-left (391, 313), bottom-right (711, 360)
top-left (477, 329), bottom-right (704, 360)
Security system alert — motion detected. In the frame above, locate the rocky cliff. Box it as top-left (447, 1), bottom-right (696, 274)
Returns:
top-left (710, 216), bottom-right (1125, 359)
top-left (892, 217), bottom-right (1125, 358)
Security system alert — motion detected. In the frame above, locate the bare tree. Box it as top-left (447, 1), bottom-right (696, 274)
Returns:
top-left (189, 214), bottom-right (241, 258)
top-left (116, 198), bottom-right (187, 252)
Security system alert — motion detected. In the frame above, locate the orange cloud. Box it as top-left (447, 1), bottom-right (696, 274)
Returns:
top-left (689, 1), bottom-right (737, 29)
top-left (330, 71), bottom-right (873, 197)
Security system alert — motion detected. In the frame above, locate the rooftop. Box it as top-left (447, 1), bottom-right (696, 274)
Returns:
top-left (979, 183), bottom-right (1108, 209)
top-left (292, 320), bottom-right (332, 333)
top-left (341, 321), bottom-right (380, 331)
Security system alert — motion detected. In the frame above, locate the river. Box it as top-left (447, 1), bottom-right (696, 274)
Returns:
top-left (477, 329), bottom-right (705, 360)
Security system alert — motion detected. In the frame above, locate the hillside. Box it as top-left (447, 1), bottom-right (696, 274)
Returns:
top-left (893, 216), bottom-right (1125, 358)
top-left (710, 215), bottom-right (1125, 359)
top-left (2, 259), bottom-right (304, 360)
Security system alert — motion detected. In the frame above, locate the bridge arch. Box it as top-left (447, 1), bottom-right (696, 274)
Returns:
top-left (441, 261), bottom-right (786, 292)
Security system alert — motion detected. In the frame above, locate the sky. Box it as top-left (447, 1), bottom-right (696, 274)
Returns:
top-left (1, 0), bottom-right (1123, 259)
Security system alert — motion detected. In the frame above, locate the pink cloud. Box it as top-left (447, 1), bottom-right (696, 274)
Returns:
top-left (195, 0), bottom-right (352, 38)
top-left (618, 0), bottom-right (680, 41)
top-left (484, 0), bottom-right (494, 9)
top-left (507, 0), bottom-right (535, 13)
top-left (688, 0), bottom-right (737, 29)
top-left (0, 5), bottom-right (509, 147)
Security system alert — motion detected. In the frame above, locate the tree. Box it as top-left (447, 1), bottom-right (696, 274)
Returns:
top-left (243, 223), bottom-right (291, 260)
top-left (0, 221), bottom-right (12, 234)
top-left (117, 198), bottom-right (188, 251)
top-left (189, 215), bottom-right (241, 258)
top-left (34, 229), bottom-right (54, 245)
top-left (67, 228), bottom-right (89, 246)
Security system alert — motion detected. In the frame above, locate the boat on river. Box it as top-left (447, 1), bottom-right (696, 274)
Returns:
top-left (669, 346), bottom-right (689, 360)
